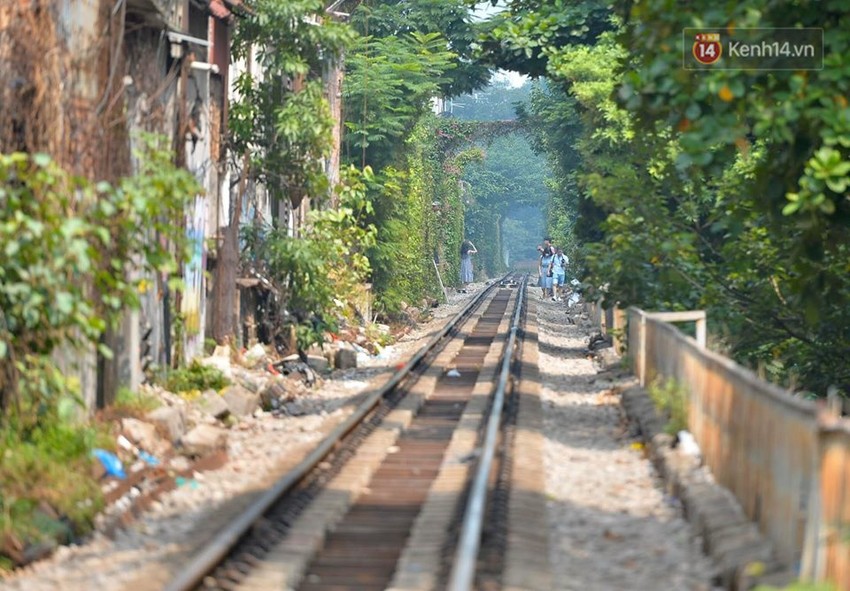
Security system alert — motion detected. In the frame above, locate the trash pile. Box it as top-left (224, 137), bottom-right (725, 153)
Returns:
top-left (566, 279), bottom-right (583, 308)
top-left (87, 321), bottom-right (404, 535)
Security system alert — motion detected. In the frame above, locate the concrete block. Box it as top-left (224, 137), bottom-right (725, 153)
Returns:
top-left (195, 389), bottom-right (229, 419)
top-left (306, 354), bottom-right (329, 372)
top-left (181, 424), bottom-right (228, 457)
top-left (334, 347), bottom-right (358, 370)
top-left (223, 384), bottom-right (261, 416)
top-left (146, 405), bottom-right (186, 442)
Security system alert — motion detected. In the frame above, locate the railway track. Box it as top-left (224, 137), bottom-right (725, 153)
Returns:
top-left (164, 275), bottom-right (551, 591)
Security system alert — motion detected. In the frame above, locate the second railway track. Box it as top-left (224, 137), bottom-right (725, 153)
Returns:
top-left (165, 274), bottom-right (551, 591)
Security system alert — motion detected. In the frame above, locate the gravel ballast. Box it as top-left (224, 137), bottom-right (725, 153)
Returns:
top-left (534, 290), bottom-right (717, 591)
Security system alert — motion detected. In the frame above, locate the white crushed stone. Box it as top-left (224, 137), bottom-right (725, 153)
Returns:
top-left (0, 284), bottom-right (490, 591)
top-left (535, 291), bottom-right (717, 591)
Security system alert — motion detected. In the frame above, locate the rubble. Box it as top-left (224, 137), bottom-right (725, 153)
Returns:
top-left (231, 367), bottom-right (266, 393)
top-left (120, 418), bottom-right (171, 457)
top-left (180, 425), bottom-right (228, 457)
top-left (222, 384), bottom-right (261, 417)
top-left (199, 346), bottom-right (233, 379)
top-left (259, 377), bottom-right (289, 413)
top-left (0, 284), bottom-right (492, 590)
top-left (145, 406), bottom-right (186, 442)
top-left (243, 343), bottom-right (268, 368)
top-left (195, 389), bottom-right (230, 420)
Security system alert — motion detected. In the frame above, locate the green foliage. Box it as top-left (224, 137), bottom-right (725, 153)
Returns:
top-left (451, 78), bottom-right (533, 121)
top-left (243, 167), bottom-right (377, 348)
top-left (461, 131), bottom-right (550, 273)
top-left (230, 0), bottom-right (352, 204)
top-left (367, 165), bottom-right (435, 313)
top-left (366, 117), bottom-right (475, 315)
top-left (112, 386), bottom-right (161, 414)
top-left (344, 31), bottom-right (458, 169)
top-left (0, 138), bottom-right (197, 425)
top-left (352, 0), bottom-right (490, 96)
top-left (0, 138), bottom-right (191, 561)
top-left (475, 0), bottom-right (614, 76)
top-left (0, 420), bottom-right (105, 568)
top-left (308, 167), bottom-right (378, 303)
top-left (474, 1), bottom-right (850, 394)
top-left (343, 0), bottom-right (499, 313)
top-left (162, 360), bottom-right (229, 394)
top-left (609, 0), bottom-right (850, 391)
top-left (648, 377), bottom-right (689, 436)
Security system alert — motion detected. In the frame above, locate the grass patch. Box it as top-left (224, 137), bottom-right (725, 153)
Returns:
top-left (648, 376), bottom-right (689, 435)
top-left (159, 360), bottom-right (229, 393)
top-left (0, 420), bottom-right (106, 570)
top-left (365, 323), bottom-right (393, 348)
top-left (111, 386), bottom-right (161, 415)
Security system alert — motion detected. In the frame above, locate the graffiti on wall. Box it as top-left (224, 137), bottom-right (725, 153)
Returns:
top-left (181, 193), bottom-right (207, 359)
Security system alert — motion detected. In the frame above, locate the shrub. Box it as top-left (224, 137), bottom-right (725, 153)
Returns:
top-left (112, 386), bottom-right (160, 415)
top-left (0, 420), bottom-right (105, 570)
top-left (162, 360), bottom-right (229, 393)
top-left (648, 376), bottom-right (689, 435)
top-left (0, 138), bottom-right (197, 426)
top-left (242, 166), bottom-right (377, 352)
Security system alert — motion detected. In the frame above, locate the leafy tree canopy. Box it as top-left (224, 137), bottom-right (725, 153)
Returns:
top-left (230, 0), bottom-right (353, 205)
top-left (472, 1), bottom-right (850, 393)
top-left (353, 0), bottom-right (491, 96)
top-left (471, 0), bottom-right (614, 76)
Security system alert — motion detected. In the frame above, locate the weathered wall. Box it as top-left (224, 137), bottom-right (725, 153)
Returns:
top-left (0, 0), bottom-right (201, 405)
top-left (122, 20), bottom-right (180, 387)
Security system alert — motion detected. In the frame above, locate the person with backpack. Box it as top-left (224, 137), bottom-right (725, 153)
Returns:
top-left (550, 247), bottom-right (568, 301)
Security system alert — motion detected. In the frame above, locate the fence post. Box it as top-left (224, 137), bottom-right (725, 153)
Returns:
top-left (800, 443), bottom-right (823, 582)
top-left (801, 410), bottom-right (827, 583)
top-left (696, 314), bottom-right (707, 348)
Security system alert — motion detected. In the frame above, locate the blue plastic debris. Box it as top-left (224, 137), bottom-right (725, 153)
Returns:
top-left (137, 450), bottom-right (159, 466)
top-left (92, 448), bottom-right (127, 479)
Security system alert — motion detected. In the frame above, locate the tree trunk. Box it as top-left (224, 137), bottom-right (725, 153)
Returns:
top-left (212, 152), bottom-right (248, 344)
top-left (324, 55), bottom-right (344, 206)
top-left (211, 46), bottom-right (252, 345)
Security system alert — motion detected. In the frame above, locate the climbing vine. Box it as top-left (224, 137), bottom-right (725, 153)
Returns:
top-left (364, 116), bottom-right (483, 316)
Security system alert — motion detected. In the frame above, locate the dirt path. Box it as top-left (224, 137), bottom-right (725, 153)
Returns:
top-left (534, 291), bottom-right (716, 591)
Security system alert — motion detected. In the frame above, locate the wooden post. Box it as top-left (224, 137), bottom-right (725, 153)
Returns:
top-left (432, 258), bottom-right (448, 303)
top-left (696, 315), bottom-right (707, 348)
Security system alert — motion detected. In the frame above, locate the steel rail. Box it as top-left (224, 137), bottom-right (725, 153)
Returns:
top-left (164, 277), bottom-right (508, 591)
top-left (447, 275), bottom-right (527, 591)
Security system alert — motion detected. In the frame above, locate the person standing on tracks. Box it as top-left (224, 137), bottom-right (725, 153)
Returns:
top-left (460, 239), bottom-right (477, 285)
top-left (551, 247), bottom-right (568, 301)
top-left (538, 238), bottom-right (555, 299)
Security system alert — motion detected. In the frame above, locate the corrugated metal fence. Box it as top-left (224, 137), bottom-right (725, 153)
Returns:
top-left (592, 303), bottom-right (850, 588)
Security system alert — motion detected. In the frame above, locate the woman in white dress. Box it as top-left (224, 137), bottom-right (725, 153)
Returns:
top-left (460, 240), bottom-right (477, 284)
